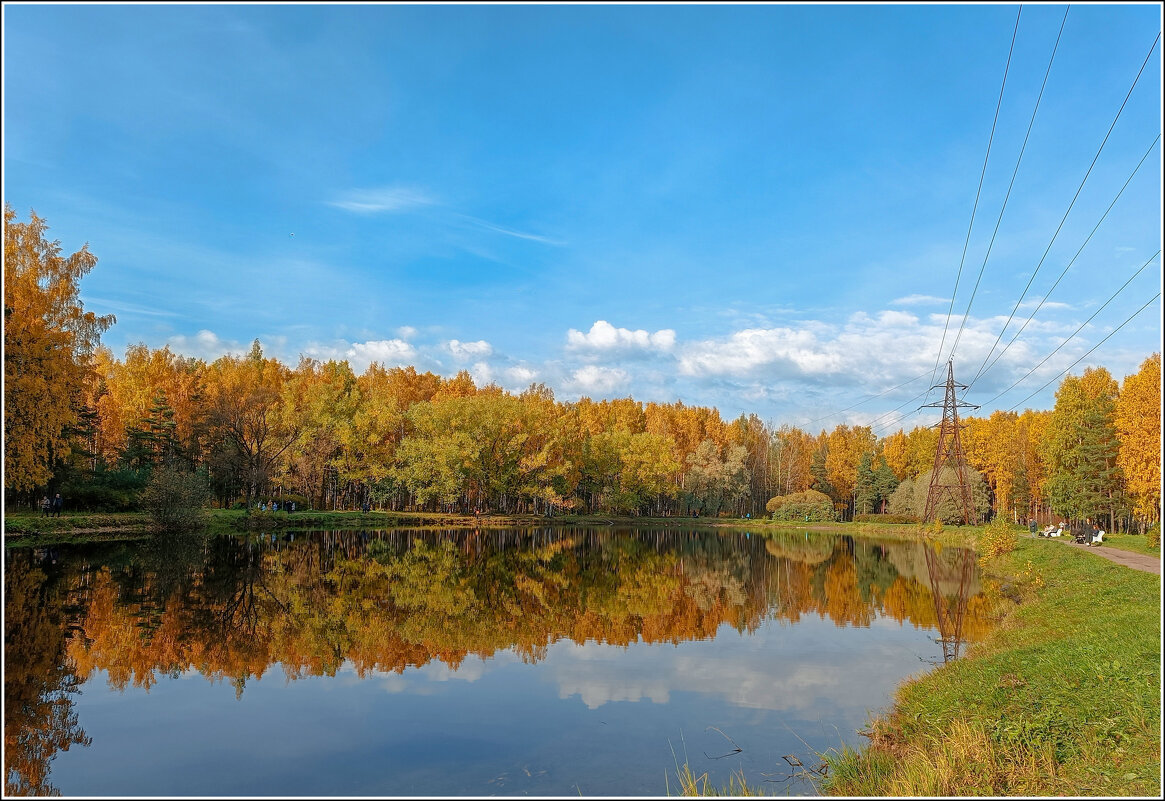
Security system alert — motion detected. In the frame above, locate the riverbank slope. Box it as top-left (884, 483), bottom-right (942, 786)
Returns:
top-left (822, 534), bottom-right (1160, 797)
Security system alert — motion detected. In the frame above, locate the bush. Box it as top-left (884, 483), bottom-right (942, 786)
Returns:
top-left (767, 489), bottom-right (837, 522)
top-left (140, 468), bottom-right (210, 531)
top-left (977, 518), bottom-right (1019, 563)
top-left (1147, 522), bottom-right (1160, 549)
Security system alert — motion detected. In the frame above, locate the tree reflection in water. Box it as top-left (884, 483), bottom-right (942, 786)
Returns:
top-left (3, 527), bottom-right (994, 795)
top-left (4, 551), bottom-right (91, 797)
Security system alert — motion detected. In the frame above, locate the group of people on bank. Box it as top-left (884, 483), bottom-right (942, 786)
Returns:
top-left (1032, 519), bottom-right (1106, 546)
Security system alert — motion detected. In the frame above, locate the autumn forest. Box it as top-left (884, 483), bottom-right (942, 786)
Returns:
top-left (4, 206), bottom-right (1162, 531)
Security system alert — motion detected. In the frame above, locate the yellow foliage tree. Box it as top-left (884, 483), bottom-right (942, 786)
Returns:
top-left (1115, 354), bottom-right (1161, 525)
top-left (4, 206), bottom-right (114, 491)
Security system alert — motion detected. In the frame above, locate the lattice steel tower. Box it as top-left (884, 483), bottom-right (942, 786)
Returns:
top-left (921, 361), bottom-right (980, 525)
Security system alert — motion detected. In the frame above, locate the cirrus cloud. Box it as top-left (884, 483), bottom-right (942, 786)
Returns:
top-left (327, 185), bottom-right (435, 214)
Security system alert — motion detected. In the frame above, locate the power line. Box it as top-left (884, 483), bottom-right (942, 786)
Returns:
top-left (800, 369), bottom-right (933, 427)
top-left (1005, 290), bottom-right (1162, 412)
top-left (980, 250), bottom-right (1160, 406)
top-left (947, 4), bottom-right (1070, 362)
top-left (869, 387), bottom-right (941, 437)
top-left (969, 133), bottom-right (1161, 390)
top-left (925, 5), bottom-right (1023, 405)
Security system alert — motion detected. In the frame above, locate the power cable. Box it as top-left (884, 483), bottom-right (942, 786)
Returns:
top-left (948, 5), bottom-right (1070, 361)
top-left (800, 369), bottom-right (933, 427)
top-left (980, 251), bottom-right (1160, 407)
top-left (868, 387), bottom-right (939, 437)
top-left (925, 5), bottom-right (1023, 405)
top-left (1005, 290), bottom-right (1162, 412)
top-left (968, 132), bottom-right (1161, 389)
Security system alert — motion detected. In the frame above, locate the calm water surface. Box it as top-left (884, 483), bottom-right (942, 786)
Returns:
top-left (4, 527), bottom-right (993, 796)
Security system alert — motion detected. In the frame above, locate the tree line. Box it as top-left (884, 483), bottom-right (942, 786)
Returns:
top-left (5, 205), bottom-right (1161, 530)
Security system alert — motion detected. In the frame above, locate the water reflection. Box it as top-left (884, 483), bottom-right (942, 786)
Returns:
top-left (4, 528), bottom-right (992, 796)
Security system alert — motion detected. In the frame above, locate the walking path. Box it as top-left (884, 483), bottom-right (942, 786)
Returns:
top-left (1040, 537), bottom-right (1161, 574)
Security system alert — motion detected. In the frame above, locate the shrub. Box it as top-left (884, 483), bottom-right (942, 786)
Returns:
top-left (977, 518), bottom-right (1018, 563)
top-left (766, 489), bottom-right (837, 522)
top-left (140, 468), bottom-right (210, 531)
top-left (1147, 522), bottom-right (1160, 549)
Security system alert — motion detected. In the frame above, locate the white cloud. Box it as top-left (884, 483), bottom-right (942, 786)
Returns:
top-left (396, 326), bottom-right (417, 339)
top-left (348, 339), bottom-right (416, 366)
top-left (469, 361), bottom-right (494, 386)
top-left (891, 294), bottom-right (948, 306)
top-left (504, 366), bottom-right (539, 385)
top-left (166, 329), bottom-right (250, 360)
top-left (446, 339), bottom-right (494, 360)
top-left (1017, 298), bottom-right (1072, 311)
top-left (567, 365), bottom-right (629, 394)
top-left (327, 185), bottom-right (434, 214)
top-left (305, 338), bottom-right (417, 371)
top-left (466, 361), bottom-right (540, 391)
top-left (678, 326), bottom-right (836, 377)
top-left (566, 320), bottom-right (676, 352)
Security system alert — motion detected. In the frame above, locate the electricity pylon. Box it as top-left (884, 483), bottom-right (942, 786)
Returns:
top-left (921, 360), bottom-right (980, 525)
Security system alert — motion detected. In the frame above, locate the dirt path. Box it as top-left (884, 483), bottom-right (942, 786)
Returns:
top-left (1050, 538), bottom-right (1161, 574)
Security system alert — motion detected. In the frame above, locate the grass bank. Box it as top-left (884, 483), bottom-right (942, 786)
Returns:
top-left (4, 508), bottom-right (1001, 547)
top-left (1097, 531), bottom-right (1160, 558)
top-left (2, 511), bottom-right (153, 545)
top-left (821, 533), bottom-right (1160, 797)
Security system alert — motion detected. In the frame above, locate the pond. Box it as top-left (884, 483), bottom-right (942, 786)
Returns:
top-left (4, 526), bottom-right (993, 796)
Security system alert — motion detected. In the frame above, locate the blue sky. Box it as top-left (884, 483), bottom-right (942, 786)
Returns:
top-left (4, 3), bottom-right (1162, 434)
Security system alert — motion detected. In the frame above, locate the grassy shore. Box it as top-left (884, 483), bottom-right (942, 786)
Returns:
top-left (820, 533), bottom-right (1161, 797)
top-left (1095, 530), bottom-right (1160, 557)
top-left (2, 511), bottom-right (155, 544)
top-left (3, 507), bottom-right (993, 545)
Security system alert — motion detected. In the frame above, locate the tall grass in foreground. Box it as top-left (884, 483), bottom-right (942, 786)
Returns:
top-left (668, 739), bottom-right (771, 797)
top-left (668, 761), bottom-right (763, 797)
top-left (823, 535), bottom-right (1160, 796)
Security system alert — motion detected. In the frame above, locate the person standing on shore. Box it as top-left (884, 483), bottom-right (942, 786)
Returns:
top-left (51, 493), bottom-right (63, 517)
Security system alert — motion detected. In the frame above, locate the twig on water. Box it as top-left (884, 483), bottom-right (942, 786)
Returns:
top-left (702, 725), bottom-right (744, 759)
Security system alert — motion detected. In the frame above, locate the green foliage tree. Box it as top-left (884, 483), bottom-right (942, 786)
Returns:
top-left (1043, 369), bottom-right (1126, 527)
top-left (855, 451), bottom-right (878, 514)
top-left (873, 458), bottom-right (899, 513)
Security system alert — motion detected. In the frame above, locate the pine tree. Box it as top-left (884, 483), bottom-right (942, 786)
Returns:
top-left (854, 451), bottom-right (877, 514)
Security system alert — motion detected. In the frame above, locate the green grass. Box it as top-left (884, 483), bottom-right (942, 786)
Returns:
top-left (822, 535), bottom-right (1161, 797)
top-left (1097, 531), bottom-right (1161, 558)
top-left (1, 510), bottom-right (153, 544)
